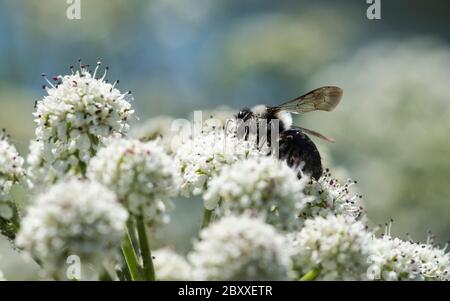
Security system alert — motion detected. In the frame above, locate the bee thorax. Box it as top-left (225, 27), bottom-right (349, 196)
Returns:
top-left (250, 105), bottom-right (268, 117)
top-left (274, 111), bottom-right (293, 130)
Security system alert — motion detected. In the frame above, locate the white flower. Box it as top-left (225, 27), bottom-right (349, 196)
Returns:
top-left (29, 62), bottom-right (134, 185)
top-left (367, 234), bottom-right (450, 281)
top-left (152, 248), bottom-right (192, 281)
top-left (204, 156), bottom-right (311, 231)
top-left (176, 129), bottom-right (260, 196)
top-left (0, 130), bottom-right (25, 198)
top-left (26, 140), bottom-right (57, 189)
top-left (367, 236), bottom-right (420, 281)
top-left (416, 244), bottom-right (450, 281)
top-left (189, 215), bottom-right (292, 280)
top-left (415, 241), bottom-right (450, 281)
top-left (87, 138), bottom-right (179, 225)
top-left (0, 131), bottom-right (25, 239)
top-left (302, 169), bottom-right (365, 221)
top-left (16, 179), bottom-right (128, 279)
top-left (290, 214), bottom-right (372, 280)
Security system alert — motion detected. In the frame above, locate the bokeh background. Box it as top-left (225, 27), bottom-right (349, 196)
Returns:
top-left (1, 0), bottom-right (449, 280)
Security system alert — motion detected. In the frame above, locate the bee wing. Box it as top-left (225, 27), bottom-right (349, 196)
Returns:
top-left (272, 86), bottom-right (343, 114)
top-left (295, 126), bottom-right (335, 143)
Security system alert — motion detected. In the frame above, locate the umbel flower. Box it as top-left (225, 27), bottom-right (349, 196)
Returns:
top-left (367, 231), bottom-right (450, 281)
top-left (16, 179), bottom-right (128, 279)
top-left (0, 129), bottom-right (25, 199)
top-left (302, 168), bottom-right (365, 221)
top-left (290, 214), bottom-right (372, 280)
top-left (0, 130), bottom-right (25, 241)
top-left (204, 156), bottom-right (311, 231)
top-left (28, 62), bottom-right (134, 186)
top-left (176, 129), bottom-right (260, 196)
top-left (414, 240), bottom-right (450, 281)
top-left (189, 215), bottom-right (292, 280)
top-left (152, 248), bottom-right (192, 281)
top-left (87, 138), bottom-right (179, 225)
top-left (367, 235), bottom-right (421, 281)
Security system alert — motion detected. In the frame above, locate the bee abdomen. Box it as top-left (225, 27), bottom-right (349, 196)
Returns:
top-left (279, 128), bottom-right (323, 180)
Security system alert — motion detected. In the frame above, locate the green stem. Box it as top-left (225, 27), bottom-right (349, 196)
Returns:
top-left (99, 266), bottom-right (114, 281)
top-left (121, 226), bottom-right (141, 281)
top-left (201, 208), bottom-right (213, 229)
top-left (136, 214), bottom-right (156, 281)
top-left (299, 267), bottom-right (322, 281)
top-left (127, 218), bottom-right (140, 253)
top-left (117, 252), bottom-right (132, 281)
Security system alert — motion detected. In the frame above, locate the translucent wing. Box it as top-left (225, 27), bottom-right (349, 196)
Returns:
top-left (272, 86), bottom-right (343, 113)
top-left (295, 126), bottom-right (335, 143)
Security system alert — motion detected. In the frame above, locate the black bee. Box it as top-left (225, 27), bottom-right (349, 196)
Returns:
top-left (236, 86), bottom-right (343, 180)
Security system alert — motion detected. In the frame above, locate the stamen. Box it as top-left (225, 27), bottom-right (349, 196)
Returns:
top-left (41, 73), bottom-right (56, 89)
top-left (93, 61), bottom-right (102, 79)
top-left (388, 218), bottom-right (393, 236)
top-left (101, 66), bottom-right (109, 81)
top-left (112, 80), bottom-right (119, 89)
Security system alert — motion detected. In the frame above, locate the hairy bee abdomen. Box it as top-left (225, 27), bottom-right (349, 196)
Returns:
top-left (279, 128), bottom-right (323, 180)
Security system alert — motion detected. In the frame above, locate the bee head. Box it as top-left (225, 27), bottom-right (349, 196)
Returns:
top-left (236, 107), bottom-right (252, 121)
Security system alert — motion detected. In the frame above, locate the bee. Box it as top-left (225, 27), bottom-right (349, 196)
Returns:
top-left (236, 86), bottom-right (343, 180)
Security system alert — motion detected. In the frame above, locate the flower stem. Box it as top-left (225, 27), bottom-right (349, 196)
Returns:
top-left (99, 266), bottom-right (114, 281)
top-left (299, 267), bottom-right (322, 281)
top-left (136, 214), bottom-right (156, 281)
top-left (201, 208), bottom-right (213, 229)
top-left (121, 226), bottom-right (141, 281)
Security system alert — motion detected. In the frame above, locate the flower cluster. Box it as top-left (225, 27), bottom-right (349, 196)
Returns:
top-left (3, 59), bottom-right (450, 281)
top-left (0, 130), bottom-right (25, 241)
top-left (0, 130), bottom-right (25, 199)
top-left (290, 214), bottom-right (372, 280)
top-left (29, 63), bottom-right (134, 186)
top-left (367, 235), bottom-right (420, 281)
top-left (204, 156), bottom-right (311, 231)
top-left (87, 138), bottom-right (179, 225)
top-left (16, 179), bottom-right (128, 278)
top-left (414, 241), bottom-right (450, 281)
top-left (189, 215), bottom-right (292, 280)
top-left (152, 248), bottom-right (192, 281)
top-left (367, 234), bottom-right (450, 281)
top-left (176, 129), bottom-right (259, 196)
top-left (302, 169), bottom-right (365, 221)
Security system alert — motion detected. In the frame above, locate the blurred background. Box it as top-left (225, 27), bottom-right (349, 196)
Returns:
top-left (0, 0), bottom-right (449, 279)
